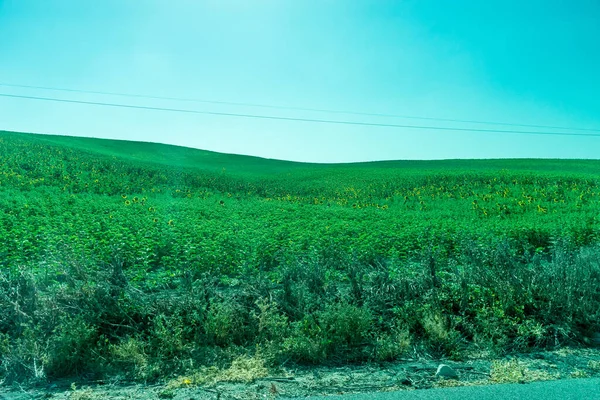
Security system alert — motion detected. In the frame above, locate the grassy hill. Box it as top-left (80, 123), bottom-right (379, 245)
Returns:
top-left (1, 130), bottom-right (599, 384)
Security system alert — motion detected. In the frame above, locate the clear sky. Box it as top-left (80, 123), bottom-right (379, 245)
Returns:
top-left (1, 0), bottom-right (599, 163)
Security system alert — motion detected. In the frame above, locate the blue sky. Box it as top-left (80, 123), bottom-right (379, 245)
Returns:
top-left (1, 0), bottom-right (599, 162)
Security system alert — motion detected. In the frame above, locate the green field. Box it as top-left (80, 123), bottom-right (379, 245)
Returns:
top-left (1, 130), bottom-right (599, 383)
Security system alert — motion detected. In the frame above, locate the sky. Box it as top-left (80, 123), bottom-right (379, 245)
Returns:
top-left (0, 0), bottom-right (599, 163)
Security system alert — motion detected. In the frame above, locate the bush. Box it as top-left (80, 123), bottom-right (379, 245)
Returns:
top-left (45, 315), bottom-right (100, 378)
top-left (252, 298), bottom-right (288, 342)
top-left (318, 302), bottom-right (373, 349)
top-left (1, 236), bottom-right (600, 384)
top-left (283, 316), bottom-right (328, 364)
top-left (0, 327), bottom-right (46, 383)
top-left (205, 300), bottom-right (246, 346)
top-left (282, 302), bottom-right (373, 364)
top-left (109, 336), bottom-right (154, 380)
top-left (371, 324), bottom-right (411, 362)
top-left (420, 310), bottom-right (464, 358)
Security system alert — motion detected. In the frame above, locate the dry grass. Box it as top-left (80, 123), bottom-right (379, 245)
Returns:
top-left (588, 360), bottom-right (600, 372)
top-left (490, 359), bottom-right (557, 383)
top-left (167, 354), bottom-right (269, 389)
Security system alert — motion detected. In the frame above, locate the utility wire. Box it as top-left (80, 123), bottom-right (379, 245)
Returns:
top-left (1, 82), bottom-right (599, 133)
top-left (1, 92), bottom-right (599, 138)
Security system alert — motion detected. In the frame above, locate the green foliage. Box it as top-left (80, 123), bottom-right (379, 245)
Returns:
top-left (283, 317), bottom-right (329, 364)
top-left (205, 300), bottom-right (246, 347)
top-left (371, 325), bottom-right (411, 362)
top-left (1, 130), bottom-right (600, 384)
top-left (318, 303), bottom-right (373, 353)
top-left (109, 337), bottom-right (152, 380)
top-left (252, 297), bottom-right (289, 344)
top-left (281, 302), bottom-right (374, 363)
top-left (45, 315), bottom-right (100, 377)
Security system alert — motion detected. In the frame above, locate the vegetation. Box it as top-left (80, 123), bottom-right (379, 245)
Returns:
top-left (1, 130), bottom-right (599, 384)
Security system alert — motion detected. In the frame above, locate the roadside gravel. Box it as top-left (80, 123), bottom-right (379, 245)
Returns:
top-left (1, 348), bottom-right (599, 400)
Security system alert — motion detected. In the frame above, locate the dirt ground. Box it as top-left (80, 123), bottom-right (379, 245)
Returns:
top-left (2, 348), bottom-right (599, 400)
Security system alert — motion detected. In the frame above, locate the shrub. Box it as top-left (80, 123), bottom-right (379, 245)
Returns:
top-left (254, 299), bottom-right (288, 336)
top-left (205, 300), bottom-right (246, 346)
top-left (371, 324), bottom-right (411, 362)
top-left (420, 310), bottom-right (464, 358)
top-left (318, 303), bottom-right (372, 348)
top-left (0, 327), bottom-right (46, 383)
top-left (109, 336), bottom-right (152, 380)
top-left (282, 317), bottom-right (328, 364)
top-left (45, 315), bottom-right (100, 378)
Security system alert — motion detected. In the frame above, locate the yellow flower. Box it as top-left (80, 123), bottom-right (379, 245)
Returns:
top-left (121, 194), bottom-right (127, 199)
top-left (124, 200), bottom-right (131, 206)
top-left (168, 219), bottom-right (174, 226)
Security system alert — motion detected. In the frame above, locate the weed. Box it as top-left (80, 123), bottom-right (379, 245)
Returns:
top-left (371, 325), bottom-right (411, 362)
top-left (167, 354), bottom-right (269, 388)
top-left (588, 360), bottom-right (600, 371)
top-left (490, 359), bottom-right (557, 383)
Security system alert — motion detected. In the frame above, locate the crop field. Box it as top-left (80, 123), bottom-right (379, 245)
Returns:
top-left (1, 130), bottom-right (599, 384)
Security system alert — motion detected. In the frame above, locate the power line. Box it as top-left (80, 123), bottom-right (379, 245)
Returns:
top-left (1, 92), bottom-right (599, 138)
top-left (1, 82), bottom-right (599, 133)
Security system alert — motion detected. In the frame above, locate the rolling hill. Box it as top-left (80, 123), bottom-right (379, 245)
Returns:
top-left (1, 130), bottom-right (599, 383)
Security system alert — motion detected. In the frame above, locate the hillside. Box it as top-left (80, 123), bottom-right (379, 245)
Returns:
top-left (0, 130), bottom-right (599, 385)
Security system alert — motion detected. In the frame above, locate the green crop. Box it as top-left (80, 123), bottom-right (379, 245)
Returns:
top-left (1, 130), bottom-right (599, 384)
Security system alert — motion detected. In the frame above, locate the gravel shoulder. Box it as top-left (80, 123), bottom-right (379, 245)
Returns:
top-left (2, 348), bottom-right (599, 400)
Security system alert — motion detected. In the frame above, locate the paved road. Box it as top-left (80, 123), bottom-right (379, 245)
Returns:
top-left (1, 378), bottom-right (598, 400)
top-left (303, 378), bottom-right (600, 400)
